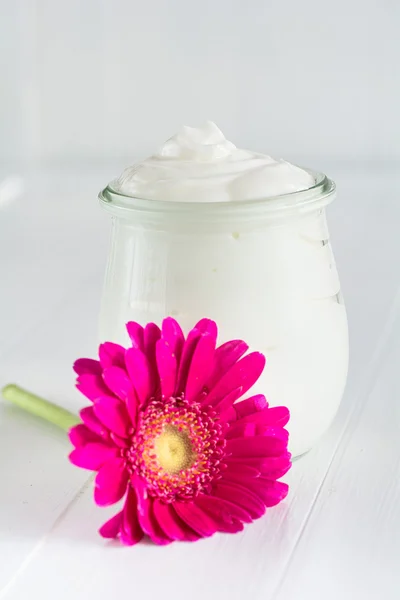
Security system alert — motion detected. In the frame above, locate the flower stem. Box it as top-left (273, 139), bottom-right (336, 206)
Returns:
top-left (1, 384), bottom-right (80, 432)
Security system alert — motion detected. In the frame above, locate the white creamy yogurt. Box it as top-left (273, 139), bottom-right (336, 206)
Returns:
top-left (113, 121), bottom-right (315, 202)
top-left (101, 123), bottom-right (349, 456)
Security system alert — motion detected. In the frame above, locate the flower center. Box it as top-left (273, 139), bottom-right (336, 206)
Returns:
top-left (153, 425), bottom-right (195, 474)
top-left (128, 397), bottom-right (226, 502)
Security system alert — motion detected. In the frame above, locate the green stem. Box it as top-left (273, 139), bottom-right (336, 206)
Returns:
top-left (1, 384), bottom-right (80, 432)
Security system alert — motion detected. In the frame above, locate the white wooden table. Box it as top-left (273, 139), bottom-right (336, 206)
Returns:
top-left (1, 165), bottom-right (399, 599)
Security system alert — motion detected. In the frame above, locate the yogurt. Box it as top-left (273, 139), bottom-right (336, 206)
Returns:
top-left (113, 121), bottom-right (314, 202)
top-left (100, 123), bottom-right (349, 456)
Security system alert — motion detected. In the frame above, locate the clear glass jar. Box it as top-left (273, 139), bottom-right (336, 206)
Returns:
top-left (98, 172), bottom-right (348, 457)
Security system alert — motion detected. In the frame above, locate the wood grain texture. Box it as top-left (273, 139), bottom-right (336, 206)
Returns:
top-left (274, 297), bottom-right (400, 600)
top-left (0, 166), bottom-right (398, 599)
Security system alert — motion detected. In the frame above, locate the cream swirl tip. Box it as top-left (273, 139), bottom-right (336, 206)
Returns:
top-left (112, 121), bottom-right (314, 202)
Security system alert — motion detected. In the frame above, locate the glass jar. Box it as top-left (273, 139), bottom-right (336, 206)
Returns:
top-left (98, 172), bottom-right (348, 457)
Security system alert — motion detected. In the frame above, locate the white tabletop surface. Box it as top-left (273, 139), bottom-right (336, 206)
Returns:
top-left (0, 164), bottom-right (399, 600)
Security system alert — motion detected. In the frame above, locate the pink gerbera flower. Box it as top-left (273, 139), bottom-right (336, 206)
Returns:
top-left (69, 318), bottom-right (291, 545)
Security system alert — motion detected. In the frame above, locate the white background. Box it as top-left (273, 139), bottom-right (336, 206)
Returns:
top-left (0, 2), bottom-right (399, 600)
top-left (1, 0), bottom-right (399, 165)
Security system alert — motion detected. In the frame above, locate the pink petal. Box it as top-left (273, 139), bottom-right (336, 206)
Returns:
top-left (226, 455), bottom-right (291, 477)
top-left (219, 405), bottom-right (237, 423)
top-left (196, 493), bottom-right (252, 524)
top-left (73, 358), bottom-right (102, 376)
top-left (226, 435), bottom-right (287, 457)
top-left (222, 462), bottom-right (260, 479)
top-left (143, 324), bottom-right (161, 397)
top-left (207, 340), bottom-right (249, 389)
top-left (121, 486), bottom-right (144, 546)
top-left (176, 328), bottom-right (201, 394)
top-left (213, 482), bottom-right (266, 519)
top-left (206, 353), bottom-right (266, 407)
top-left (225, 421), bottom-right (257, 440)
top-left (144, 322), bottom-right (161, 363)
top-left (94, 457), bottom-right (129, 506)
top-left (94, 396), bottom-right (131, 438)
top-left (238, 405), bottom-right (290, 428)
top-left (153, 499), bottom-right (200, 542)
top-left (227, 422), bottom-right (289, 445)
top-left (99, 342), bottom-right (126, 369)
top-left (161, 317), bottom-right (184, 362)
top-left (69, 424), bottom-right (102, 448)
top-left (103, 366), bottom-right (135, 402)
top-left (76, 373), bottom-right (110, 402)
top-left (234, 394), bottom-right (268, 419)
top-left (133, 476), bottom-right (172, 545)
top-left (69, 443), bottom-right (118, 470)
top-left (79, 406), bottom-right (109, 438)
top-left (146, 502), bottom-right (173, 546)
top-left (126, 321), bottom-right (144, 350)
top-left (213, 388), bottom-right (243, 414)
top-left (258, 453), bottom-right (292, 479)
top-left (110, 433), bottom-right (129, 448)
top-left (193, 496), bottom-right (244, 534)
top-left (243, 478), bottom-right (289, 506)
top-left (126, 389), bottom-right (139, 429)
top-left (255, 425), bottom-right (289, 445)
top-left (185, 332), bottom-right (217, 402)
top-left (156, 339), bottom-right (178, 399)
top-left (174, 501), bottom-right (218, 537)
top-left (99, 511), bottom-right (123, 539)
top-left (194, 318), bottom-right (218, 337)
top-left (125, 347), bottom-right (153, 404)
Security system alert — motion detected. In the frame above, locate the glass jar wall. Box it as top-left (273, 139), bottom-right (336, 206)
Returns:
top-left (99, 174), bottom-right (348, 456)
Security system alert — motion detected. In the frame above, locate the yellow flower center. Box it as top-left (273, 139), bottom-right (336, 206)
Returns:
top-left (154, 425), bottom-right (196, 474)
top-left (132, 397), bottom-right (225, 501)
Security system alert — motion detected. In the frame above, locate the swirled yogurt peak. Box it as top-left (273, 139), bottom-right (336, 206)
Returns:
top-left (113, 121), bottom-right (315, 202)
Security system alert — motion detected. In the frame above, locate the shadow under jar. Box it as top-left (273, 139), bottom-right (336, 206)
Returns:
top-left (98, 171), bottom-right (349, 457)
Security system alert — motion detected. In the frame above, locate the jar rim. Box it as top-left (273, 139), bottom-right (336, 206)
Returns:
top-left (99, 169), bottom-right (335, 221)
